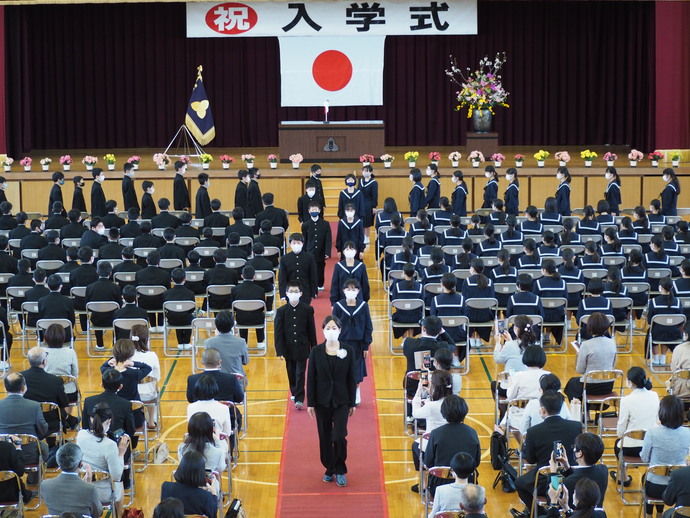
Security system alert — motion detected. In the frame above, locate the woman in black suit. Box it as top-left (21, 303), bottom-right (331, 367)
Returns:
top-left (307, 315), bottom-right (357, 488)
top-left (160, 450), bottom-right (218, 518)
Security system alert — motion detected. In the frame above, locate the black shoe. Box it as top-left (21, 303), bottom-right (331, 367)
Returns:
top-left (25, 472), bottom-right (38, 485)
top-left (509, 507), bottom-right (528, 518)
top-left (410, 483), bottom-right (419, 493)
top-left (609, 470), bottom-right (633, 487)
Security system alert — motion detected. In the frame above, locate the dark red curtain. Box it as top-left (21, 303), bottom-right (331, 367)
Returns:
top-left (5, 1), bottom-right (655, 155)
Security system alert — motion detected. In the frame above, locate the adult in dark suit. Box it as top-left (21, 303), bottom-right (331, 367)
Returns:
top-left (48, 171), bottom-right (65, 217)
top-left (71, 177), bottom-right (87, 214)
top-left (81, 369), bottom-right (136, 443)
top-left (306, 315), bottom-right (356, 487)
top-left (134, 251), bottom-right (171, 330)
top-left (69, 246), bottom-right (99, 333)
top-left (203, 249), bottom-right (239, 311)
top-left (79, 218), bottom-right (107, 250)
top-left (160, 450), bottom-right (218, 518)
top-left (275, 280), bottom-right (317, 408)
top-left (0, 201), bottom-right (18, 231)
top-left (231, 266), bottom-right (266, 345)
top-left (60, 209), bottom-right (88, 240)
top-left (513, 391), bottom-right (584, 517)
top-left (162, 268), bottom-right (196, 349)
top-left (203, 199), bottom-right (230, 229)
top-left (151, 198), bottom-right (181, 229)
top-left (101, 200), bottom-right (126, 229)
top-left (402, 316), bottom-right (455, 398)
top-left (40, 442), bottom-right (103, 518)
top-left (186, 349), bottom-right (244, 404)
top-left (45, 202), bottom-right (69, 230)
top-left (0, 436), bottom-right (32, 504)
top-left (85, 261), bottom-right (121, 349)
top-left (253, 193), bottom-right (289, 236)
top-left (245, 168), bottom-right (262, 218)
top-left (112, 285), bottom-right (149, 340)
top-left (278, 233), bottom-right (318, 305)
top-left (121, 163), bottom-right (139, 213)
top-left (195, 173), bottom-right (212, 219)
top-left (120, 208), bottom-right (142, 238)
top-left (20, 219), bottom-right (48, 254)
top-left (663, 464), bottom-right (690, 517)
top-left (173, 161), bottom-right (191, 211)
top-left (38, 274), bottom-right (76, 341)
top-left (90, 169), bottom-right (107, 218)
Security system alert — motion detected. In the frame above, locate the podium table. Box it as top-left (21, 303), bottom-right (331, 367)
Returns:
top-left (278, 121), bottom-right (385, 162)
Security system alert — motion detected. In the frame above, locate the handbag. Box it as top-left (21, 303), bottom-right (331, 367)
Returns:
top-left (122, 508), bottom-right (144, 518)
top-left (490, 431), bottom-right (507, 470)
top-left (224, 498), bottom-right (247, 518)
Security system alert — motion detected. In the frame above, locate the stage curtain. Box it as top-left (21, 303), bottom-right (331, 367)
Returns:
top-left (5, 1), bottom-right (654, 154)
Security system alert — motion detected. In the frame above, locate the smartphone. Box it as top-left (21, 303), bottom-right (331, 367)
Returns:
top-left (571, 341), bottom-right (580, 352)
top-left (423, 353), bottom-right (431, 370)
top-left (553, 441), bottom-right (563, 459)
top-left (550, 473), bottom-right (564, 491)
top-left (497, 319), bottom-right (506, 334)
top-left (420, 370), bottom-right (429, 386)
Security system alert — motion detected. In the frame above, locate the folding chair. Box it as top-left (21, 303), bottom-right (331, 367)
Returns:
top-left (206, 285), bottom-right (234, 314)
top-left (672, 507), bottom-right (690, 518)
top-left (262, 246), bottom-right (281, 270)
top-left (648, 268), bottom-right (672, 295)
top-left (667, 369), bottom-right (690, 405)
top-left (61, 238), bottom-right (81, 249)
top-left (136, 285), bottom-right (167, 329)
top-left (98, 258), bottom-right (122, 269)
top-left (85, 301), bottom-right (121, 356)
top-left (403, 370), bottom-right (421, 436)
top-left (36, 318), bottom-right (74, 348)
top-left (439, 315), bottom-right (469, 374)
top-left (0, 434), bottom-right (44, 509)
top-left (231, 300), bottom-right (267, 356)
top-left (7, 239), bottom-right (20, 256)
top-left (192, 318), bottom-right (217, 373)
top-left (565, 282), bottom-right (586, 329)
top-left (581, 369), bottom-right (624, 431)
top-left (418, 432), bottom-right (454, 515)
top-left (60, 374), bottom-right (82, 421)
top-left (41, 401), bottom-right (64, 449)
top-left (578, 314), bottom-right (615, 343)
top-left (641, 465), bottom-right (685, 514)
top-left (388, 298), bottom-right (424, 355)
top-left (133, 247), bottom-right (156, 262)
top-left (623, 244), bottom-right (643, 256)
top-left (151, 228), bottom-right (164, 238)
top-left (596, 394), bottom-right (622, 459)
top-left (217, 401), bottom-right (240, 504)
top-left (465, 298), bottom-right (498, 354)
top-left (544, 224), bottom-right (564, 234)
top-left (0, 471), bottom-right (24, 516)
top-left (441, 245), bottom-right (463, 257)
top-left (159, 258), bottom-right (183, 272)
top-left (451, 269), bottom-right (472, 283)
top-left (517, 269), bottom-right (543, 281)
top-left (139, 375), bottom-right (161, 437)
top-left (226, 258), bottom-right (246, 271)
top-left (162, 300), bottom-right (197, 356)
top-left (540, 297), bottom-right (568, 352)
top-left (623, 282), bottom-right (651, 331)
top-left (69, 286), bottom-right (88, 334)
top-left (423, 283), bottom-right (443, 311)
top-left (175, 237), bottom-right (199, 248)
top-left (647, 314), bottom-right (687, 372)
top-left (615, 429), bottom-right (647, 505)
top-left (196, 246), bottom-right (219, 262)
top-left (494, 283), bottom-right (518, 313)
top-left (113, 318), bottom-right (149, 342)
top-left (530, 465), bottom-right (553, 518)
top-left (6, 285), bottom-right (30, 340)
top-left (583, 268), bottom-right (608, 291)
top-left (608, 296), bottom-right (634, 352)
top-left (603, 255), bottom-right (626, 268)
top-left (113, 271), bottom-right (137, 286)
top-left (21, 248), bottom-right (39, 263)
top-left (36, 259), bottom-right (64, 275)
top-left (254, 270), bottom-right (276, 318)
top-left (131, 400), bottom-right (149, 472)
top-left (505, 398), bottom-right (531, 455)
top-left (119, 237), bottom-right (135, 247)
top-left (233, 373), bottom-right (248, 438)
top-left (494, 371), bottom-right (510, 426)
top-left (383, 246), bottom-right (404, 282)
top-left (507, 314), bottom-right (544, 344)
top-left (20, 301), bottom-right (40, 355)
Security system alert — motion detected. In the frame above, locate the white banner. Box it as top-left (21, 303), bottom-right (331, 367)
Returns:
top-left (279, 36), bottom-right (384, 106)
top-left (186, 0), bottom-right (477, 37)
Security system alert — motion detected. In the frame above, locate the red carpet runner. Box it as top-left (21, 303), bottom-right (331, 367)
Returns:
top-left (275, 223), bottom-right (389, 517)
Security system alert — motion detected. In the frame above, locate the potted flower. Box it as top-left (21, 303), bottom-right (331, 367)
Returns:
top-left (628, 149), bottom-right (643, 167)
top-left (200, 153), bottom-right (213, 170)
top-left (534, 150), bottom-right (549, 167)
top-left (127, 155), bottom-right (141, 170)
top-left (59, 155), bottom-right (73, 171)
top-left (514, 154), bottom-right (524, 168)
top-left (267, 154), bottom-right (278, 169)
top-left (241, 154), bottom-right (255, 168)
top-left (40, 157), bottom-right (52, 171)
top-left (20, 156), bottom-right (32, 172)
top-left (468, 150), bottom-right (485, 168)
top-left (648, 150), bottom-right (663, 167)
top-left (671, 152), bottom-right (683, 167)
top-left (580, 150), bottom-right (598, 167)
top-left (103, 153), bottom-right (116, 171)
top-left (289, 153), bottom-right (303, 169)
top-left (82, 155), bottom-right (98, 171)
top-left (448, 151), bottom-right (462, 168)
top-left (179, 155), bottom-right (192, 165)
top-left (490, 153), bottom-right (505, 168)
top-left (404, 151), bottom-right (419, 168)
top-left (220, 154), bottom-right (235, 170)
top-left (360, 154), bottom-right (375, 167)
top-left (153, 153), bottom-right (170, 170)
top-left (554, 151), bottom-right (570, 167)
top-left (379, 154), bottom-right (394, 169)
top-left (603, 152), bottom-right (617, 167)
top-left (1, 156), bottom-right (13, 173)
top-left (429, 151), bottom-right (441, 165)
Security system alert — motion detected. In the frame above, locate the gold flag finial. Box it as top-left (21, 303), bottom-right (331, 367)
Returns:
top-left (196, 65), bottom-right (203, 80)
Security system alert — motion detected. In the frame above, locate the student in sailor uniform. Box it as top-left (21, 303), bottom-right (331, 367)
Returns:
top-left (359, 165), bottom-right (378, 245)
top-left (330, 241), bottom-right (370, 306)
top-left (559, 248), bottom-right (585, 313)
top-left (499, 216), bottom-right (524, 266)
top-left (477, 224), bottom-right (501, 257)
top-left (337, 174), bottom-right (365, 221)
top-left (451, 171), bottom-right (468, 218)
top-left (432, 197), bottom-right (453, 227)
top-left (660, 168), bottom-right (680, 217)
top-left (662, 226), bottom-right (680, 255)
top-left (604, 166), bottom-right (622, 215)
top-left (675, 220), bottom-right (690, 246)
top-left (576, 278), bottom-right (613, 341)
top-left (420, 248), bottom-right (451, 308)
top-left (379, 214), bottom-right (407, 278)
top-left (453, 237), bottom-right (477, 271)
top-left (541, 197), bottom-right (563, 225)
top-left (633, 205), bottom-right (651, 234)
top-left (595, 200), bottom-right (616, 225)
top-left (533, 259), bottom-right (568, 345)
top-left (673, 259), bottom-right (690, 335)
top-left (409, 209), bottom-right (433, 240)
top-left (482, 166), bottom-right (499, 210)
top-left (335, 203), bottom-right (365, 258)
top-left (491, 249), bottom-right (517, 310)
top-left (461, 258), bottom-right (495, 345)
top-left (391, 237), bottom-right (420, 275)
top-left (417, 231), bottom-right (439, 263)
top-left (439, 214), bottom-right (465, 248)
top-left (621, 249), bottom-right (649, 319)
top-left (580, 241), bottom-right (605, 290)
top-left (647, 277), bottom-right (685, 366)
top-left (555, 167), bottom-right (572, 216)
top-left (506, 274), bottom-right (544, 323)
top-left (618, 217), bottom-right (639, 246)
top-left (424, 164), bottom-right (442, 210)
top-left (645, 235), bottom-right (676, 291)
top-left (466, 214), bottom-right (483, 241)
top-left (603, 266), bottom-right (629, 332)
top-left (578, 206), bottom-right (601, 236)
top-left (390, 263), bottom-right (424, 338)
top-left (408, 169), bottom-right (426, 217)
top-left (517, 238), bottom-right (540, 270)
top-left (520, 206), bottom-right (543, 236)
top-left (332, 279), bottom-right (373, 404)
top-left (648, 199), bottom-right (666, 225)
top-left (488, 199), bottom-right (507, 225)
top-left (375, 197), bottom-right (401, 231)
top-left (601, 227), bottom-right (624, 257)
top-left (504, 168), bottom-right (520, 216)
top-left (538, 231), bottom-right (560, 257)
top-left (430, 273), bottom-right (467, 360)
top-left (560, 218), bottom-right (582, 248)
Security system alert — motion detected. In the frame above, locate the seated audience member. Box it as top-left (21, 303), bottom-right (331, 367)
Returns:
top-left (204, 249), bottom-right (239, 311)
top-left (0, 235), bottom-right (17, 274)
top-left (458, 484), bottom-right (489, 518)
top-left (433, 348), bottom-right (462, 394)
top-left (204, 310), bottom-right (249, 378)
top-left (422, 395), bottom-right (481, 497)
top-left (102, 200), bottom-right (126, 229)
top-left (98, 227), bottom-right (124, 260)
top-left (546, 478), bottom-right (606, 518)
top-left (564, 312), bottom-right (617, 402)
top-left (9, 211), bottom-right (30, 244)
top-left (203, 198), bottom-right (230, 230)
top-left (575, 278), bottom-right (612, 341)
top-left (132, 221), bottom-right (164, 254)
top-left (428, 452), bottom-right (475, 517)
top-left (24, 268), bottom-right (50, 326)
top-left (134, 251), bottom-right (171, 331)
top-left (648, 277), bottom-right (685, 366)
top-left (160, 450), bottom-right (218, 518)
top-left (79, 218), bottom-right (107, 250)
top-left (85, 260), bottom-right (121, 350)
top-left (517, 374), bottom-right (574, 440)
top-left (662, 460), bottom-right (690, 517)
top-left (76, 403), bottom-right (129, 516)
top-left (512, 391), bottom-right (583, 518)
top-left (60, 210), bottom-right (87, 240)
top-left (38, 273), bottom-right (76, 341)
top-left (81, 369), bottom-right (135, 446)
top-left (667, 340), bottom-right (690, 399)
top-left (177, 411), bottom-right (226, 492)
top-left (0, 201), bottom-right (18, 230)
top-left (120, 208), bottom-right (142, 238)
top-left (0, 430), bottom-right (32, 505)
top-left (162, 268), bottom-right (196, 350)
top-left (40, 442), bottom-right (103, 518)
top-left (186, 348), bottom-right (244, 405)
top-left (130, 324), bottom-right (160, 428)
top-left (231, 265), bottom-right (267, 348)
top-left (38, 230), bottom-right (66, 264)
top-left (43, 324), bottom-right (79, 403)
top-left (151, 198), bottom-right (180, 229)
top-left (112, 285), bottom-right (149, 340)
top-left (153, 497), bottom-right (185, 518)
top-left (157, 227), bottom-right (186, 264)
top-left (184, 249), bottom-right (206, 295)
top-left (186, 375), bottom-right (236, 448)
top-left (69, 246), bottom-right (98, 332)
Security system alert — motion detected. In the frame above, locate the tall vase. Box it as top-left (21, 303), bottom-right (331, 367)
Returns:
top-left (472, 109), bottom-right (493, 133)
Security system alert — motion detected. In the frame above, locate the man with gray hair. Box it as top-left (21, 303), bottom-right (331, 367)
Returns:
top-left (185, 348), bottom-right (244, 405)
top-left (459, 483), bottom-right (488, 517)
top-left (40, 442), bottom-right (102, 517)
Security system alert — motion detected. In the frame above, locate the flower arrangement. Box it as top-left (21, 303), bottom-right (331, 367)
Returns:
top-left (628, 149), bottom-right (644, 161)
top-left (514, 154), bottom-right (525, 162)
top-left (82, 155), bottom-right (98, 166)
top-left (127, 155), bottom-right (141, 165)
top-left (448, 151), bottom-right (462, 162)
top-left (648, 150), bottom-right (663, 161)
top-left (220, 155), bottom-right (235, 164)
top-left (603, 152), bottom-right (617, 162)
top-left (267, 154), bottom-right (278, 163)
top-left (179, 155), bottom-right (191, 165)
top-left (534, 150), bottom-right (550, 161)
top-left (429, 151), bottom-right (441, 162)
top-left (490, 153), bottom-right (505, 162)
top-left (404, 151), bottom-right (420, 162)
top-left (359, 154), bottom-right (375, 163)
top-left (199, 154), bottom-right (213, 164)
top-left (554, 151), bottom-right (571, 163)
top-left (153, 153), bottom-right (170, 166)
top-left (59, 155), bottom-right (73, 165)
top-left (580, 150), bottom-right (598, 161)
top-left (40, 157), bottom-right (52, 166)
top-left (20, 157), bottom-right (33, 167)
top-left (468, 150), bottom-right (485, 163)
top-left (241, 154), bottom-right (255, 163)
top-left (671, 152), bottom-right (683, 161)
top-left (380, 154), bottom-right (394, 163)
top-left (289, 153), bottom-right (303, 164)
top-left (446, 52), bottom-right (509, 117)
top-left (0, 156), bottom-right (13, 167)
top-left (103, 154), bottom-right (116, 165)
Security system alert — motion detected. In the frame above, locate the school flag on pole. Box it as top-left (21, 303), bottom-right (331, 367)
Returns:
top-left (184, 66), bottom-right (216, 145)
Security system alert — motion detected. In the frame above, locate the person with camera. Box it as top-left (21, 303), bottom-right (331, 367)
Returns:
top-left (161, 450), bottom-right (218, 518)
top-left (545, 478), bottom-right (606, 518)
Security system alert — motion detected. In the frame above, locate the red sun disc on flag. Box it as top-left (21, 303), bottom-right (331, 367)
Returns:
top-left (312, 50), bottom-right (353, 92)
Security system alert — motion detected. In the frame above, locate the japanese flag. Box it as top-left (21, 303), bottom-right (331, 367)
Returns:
top-left (279, 36), bottom-right (385, 107)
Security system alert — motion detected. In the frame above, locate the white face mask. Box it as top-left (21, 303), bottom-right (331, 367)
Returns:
top-left (451, 177), bottom-right (457, 184)
top-left (343, 249), bottom-right (357, 259)
top-left (505, 175), bottom-right (512, 181)
top-left (556, 173), bottom-right (562, 180)
top-left (485, 172), bottom-right (491, 178)
top-left (149, 188), bottom-right (155, 194)
top-left (286, 292), bottom-right (301, 303)
top-left (306, 190), bottom-right (315, 198)
top-left (206, 182), bottom-right (210, 188)
top-left (1, 183), bottom-right (6, 189)
top-left (102, 422), bottom-right (110, 434)
top-left (291, 243), bottom-right (303, 254)
top-left (605, 173), bottom-right (612, 180)
top-left (96, 227), bottom-right (105, 235)
top-left (99, 175), bottom-right (105, 183)
top-left (426, 169), bottom-right (433, 176)
top-left (324, 329), bottom-right (340, 342)
top-left (344, 289), bottom-right (359, 300)
top-left (409, 175), bottom-right (414, 182)
top-left (345, 211), bottom-right (355, 218)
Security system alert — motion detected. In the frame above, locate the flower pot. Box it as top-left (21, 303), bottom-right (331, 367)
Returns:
top-left (673, 160), bottom-right (680, 167)
top-left (292, 162), bottom-right (300, 169)
top-left (107, 164), bottom-right (115, 171)
top-left (584, 161), bottom-right (592, 167)
top-left (408, 161), bottom-right (416, 168)
top-left (384, 162), bottom-right (392, 169)
top-left (42, 164), bottom-right (49, 171)
top-left (158, 165), bottom-right (165, 170)
top-left (245, 161), bottom-right (254, 169)
top-left (63, 164), bottom-right (71, 171)
top-left (606, 161), bottom-right (614, 167)
top-left (559, 161), bottom-right (567, 167)
top-left (431, 161), bottom-right (438, 166)
top-left (23, 166), bottom-right (31, 172)
top-left (362, 161), bottom-right (370, 167)
top-left (651, 160), bottom-right (659, 167)
top-left (133, 163), bottom-right (139, 170)
top-left (472, 162), bottom-right (479, 168)
top-left (537, 161), bottom-right (545, 168)
top-left (202, 163), bottom-right (210, 170)
top-left (222, 163), bottom-right (230, 170)
top-left (629, 160), bottom-right (637, 167)
top-left (451, 161), bottom-right (459, 168)
top-left (2, 166), bottom-right (9, 172)
top-left (270, 162), bottom-right (278, 169)
top-left (86, 165), bottom-right (93, 171)
top-left (515, 161), bottom-right (523, 168)
top-left (494, 161), bottom-right (502, 168)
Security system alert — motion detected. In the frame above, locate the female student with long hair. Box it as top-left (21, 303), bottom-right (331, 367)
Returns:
top-left (555, 166), bottom-right (572, 216)
top-left (504, 168), bottom-right (520, 216)
top-left (451, 170), bottom-right (468, 217)
top-left (660, 168), bottom-right (681, 216)
top-left (604, 166), bottom-right (622, 215)
top-left (425, 164), bottom-right (441, 209)
top-left (482, 166), bottom-right (499, 209)
top-left (461, 258), bottom-right (495, 347)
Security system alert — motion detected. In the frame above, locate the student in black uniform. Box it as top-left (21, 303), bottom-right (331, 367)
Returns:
top-left (301, 203), bottom-right (332, 291)
top-left (173, 160), bottom-right (190, 211)
top-left (278, 233), bottom-right (318, 305)
top-left (120, 208), bottom-right (142, 239)
top-left (102, 200), bottom-right (126, 229)
top-left (234, 170), bottom-right (249, 214)
top-left (308, 164), bottom-right (326, 210)
top-left (122, 163), bottom-right (139, 213)
top-left (157, 227), bottom-right (187, 265)
top-left (90, 168), bottom-right (107, 218)
top-left (359, 165), bottom-right (378, 245)
top-left (204, 198), bottom-right (230, 230)
top-left (297, 180), bottom-right (319, 224)
top-left (245, 168), bottom-right (263, 219)
top-left (0, 202), bottom-right (17, 231)
top-left (112, 285), bottom-right (149, 340)
top-left (152, 198), bottom-right (180, 229)
top-left (336, 203), bottom-right (364, 259)
top-left (38, 274), bottom-right (75, 343)
top-left (85, 261), bottom-right (121, 350)
top-left (141, 181), bottom-right (157, 220)
top-left (424, 164), bottom-right (441, 209)
top-left (71, 176), bottom-right (87, 214)
top-left (194, 173), bottom-right (211, 219)
top-left (135, 251), bottom-right (171, 331)
top-left (337, 174), bottom-right (365, 221)
top-left (203, 249), bottom-right (238, 312)
top-left (408, 168), bottom-right (425, 217)
top-left (451, 170), bottom-right (468, 217)
top-left (48, 172), bottom-right (65, 217)
top-left (163, 268), bottom-right (196, 350)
